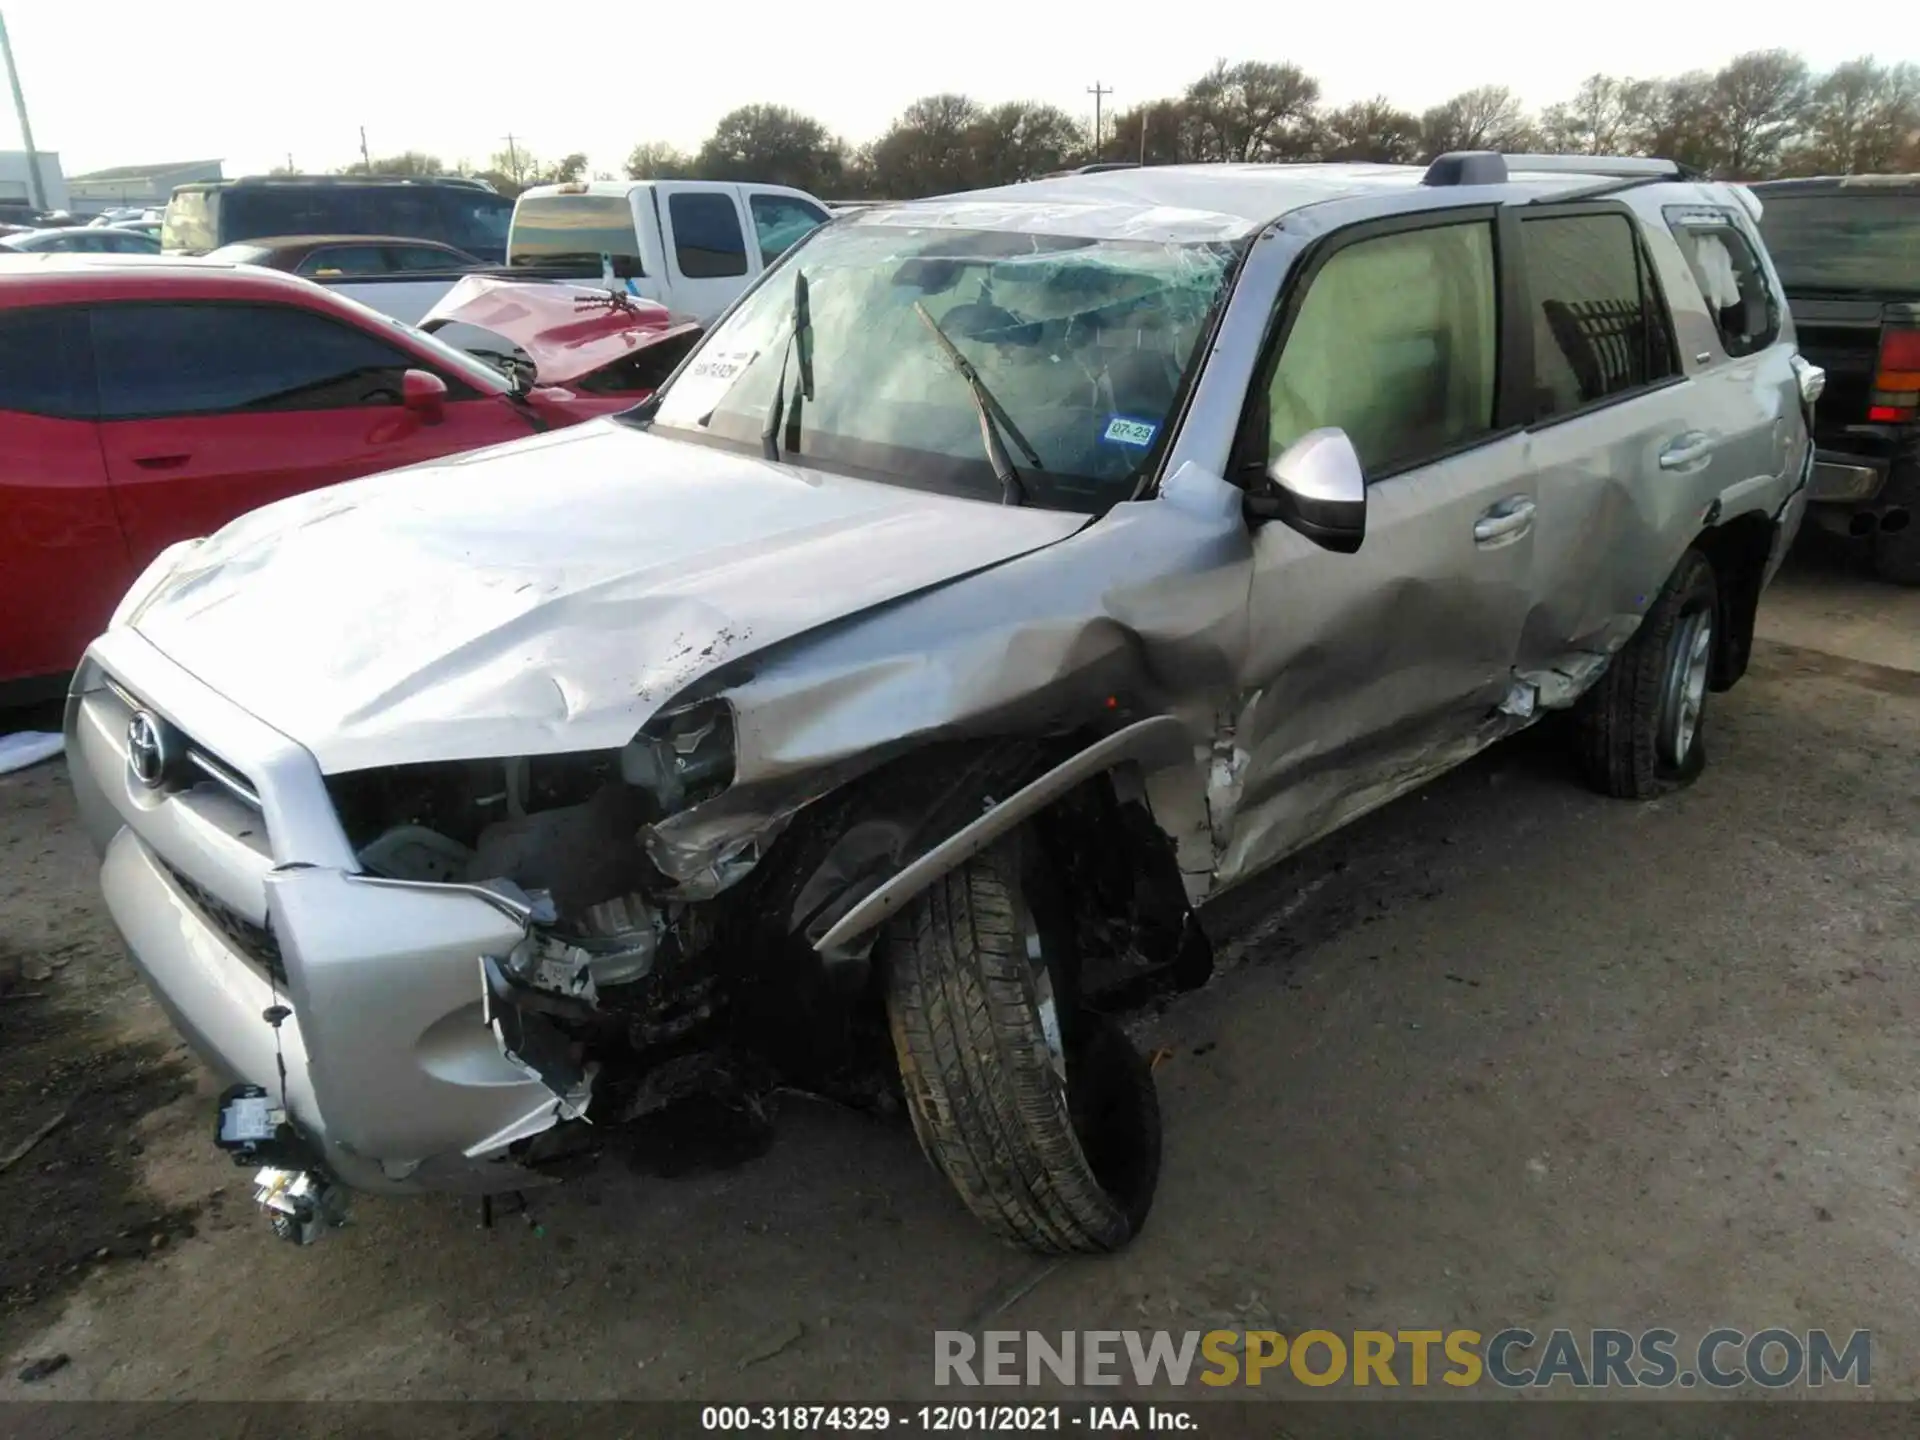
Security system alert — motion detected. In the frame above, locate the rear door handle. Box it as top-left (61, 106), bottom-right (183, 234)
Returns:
top-left (130, 454), bottom-right (191, 471)
top-left (1473, 496), bottom-right (1535, 546)
top-left (1659, 432), bottom-right (1714, 470)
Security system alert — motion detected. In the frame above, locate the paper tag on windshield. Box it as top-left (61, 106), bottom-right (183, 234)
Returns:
top-left (672, 349), bottom-right (759, 414)
top-left (1103, 416), bottom-right (1157, 447)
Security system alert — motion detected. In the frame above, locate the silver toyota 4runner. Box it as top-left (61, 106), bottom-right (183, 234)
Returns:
top-left (69, 152), bottom-right (1816, 1254)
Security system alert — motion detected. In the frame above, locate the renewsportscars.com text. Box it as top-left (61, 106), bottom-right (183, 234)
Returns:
top-left (934, 1327), bottom-right (1871, 1389)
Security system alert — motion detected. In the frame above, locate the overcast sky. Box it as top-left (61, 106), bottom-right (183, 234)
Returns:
top-left (7, 3), bottom-right (1914, 178)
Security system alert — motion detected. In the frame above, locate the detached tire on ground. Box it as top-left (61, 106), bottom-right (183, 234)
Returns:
top-left (1574, 547), bottom-right (1719, 799)
top-left (883, 834), bottom-right (1161, 1254)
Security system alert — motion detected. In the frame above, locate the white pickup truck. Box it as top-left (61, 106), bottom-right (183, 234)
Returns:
top-left (503, 179), bottom-right (831, 322)
top-left (227, 180), bottom-right (833, 356)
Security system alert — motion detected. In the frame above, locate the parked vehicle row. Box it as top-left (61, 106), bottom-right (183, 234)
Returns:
top-left (1751, 173), bottom-right (1920, 584)
top-left (0, 256), bottom-right (675, 696)
top-left (62, 152), bottom-right (1818, 1254)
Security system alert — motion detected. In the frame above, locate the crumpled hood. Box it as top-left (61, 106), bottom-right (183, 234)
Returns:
top-left (133, 422), bottom-right (1087, 773)
top-left (421, 274), bottom-right (698, 387)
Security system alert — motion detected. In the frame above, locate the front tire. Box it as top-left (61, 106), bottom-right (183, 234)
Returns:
top-left (1871, 522), bottom-right (1920, 586)
top-left (1574, 549), bottom-right (1718, 799)
top-left (882, 834), bottom-right (1159, 1254)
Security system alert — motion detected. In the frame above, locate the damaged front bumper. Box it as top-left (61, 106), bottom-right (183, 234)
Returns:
top-left (68, 632), bottom-right (585, 1197)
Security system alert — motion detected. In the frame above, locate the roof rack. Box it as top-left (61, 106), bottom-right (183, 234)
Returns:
top-left (230, 174), bottom-right (498, 191)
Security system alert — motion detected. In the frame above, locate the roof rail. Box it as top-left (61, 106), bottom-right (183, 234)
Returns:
top-left (1502, 154), bottom-right (1688, 179)
top-left (231, 173), bottom-right (496, 190)
top-left (1070, 162), bottom-right (1141, 175)
top-left (1422, 151), bottom-right (1508, 186)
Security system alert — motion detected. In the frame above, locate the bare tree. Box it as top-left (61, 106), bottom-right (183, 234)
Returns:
top-left (1786, 58), bottom-right (1920, 174)
top-left (1184, 60), bottom-right (1320, 162)
top-left (625, 142), bottom-right (696, 180)
top-left (694, 104), bottom-right (847, 195)
top-left (1634, 72), bottom-right (1724, 173)
top-left (1540, 75), bottom-right (1659, 155)
top-left (339, 150), bottom-right (448, 178)
top-left (1103, 99), bottom-right (1200, 165)
top-left (1318, 97), bottom-right (1422, 163)
top-left (970, 101), bottom-right (1085, 185)
top-left (1709, 50), bottom-right (1812, 176)
top-left (868, 94), bottom-right (986, 197)
top-left (1418, 85), bottom-right (1536, 160)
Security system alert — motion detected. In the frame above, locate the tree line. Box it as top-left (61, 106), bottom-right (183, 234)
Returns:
top-left (318, 50), bottom-right (1918, 201)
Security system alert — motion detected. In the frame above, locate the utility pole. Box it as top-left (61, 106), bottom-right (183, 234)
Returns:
top-left (1086, 81), bottom-right (1112, 158)
top-left (359, 125), bottom-right (371, 171)
top-left (0, 9), bottom-right (47, 210)
top-left (501, 133), bottom-right (522, 185)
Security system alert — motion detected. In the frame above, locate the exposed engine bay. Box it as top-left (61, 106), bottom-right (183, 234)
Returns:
top-left (323, 707), bottom-right (1211, 1169)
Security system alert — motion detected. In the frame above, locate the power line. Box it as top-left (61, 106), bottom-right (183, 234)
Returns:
top-left (1087, 81), bottom-right (1113, 156)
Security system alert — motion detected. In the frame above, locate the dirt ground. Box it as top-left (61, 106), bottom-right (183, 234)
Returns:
top-left (1, 542), bottom-right (1916, 1403)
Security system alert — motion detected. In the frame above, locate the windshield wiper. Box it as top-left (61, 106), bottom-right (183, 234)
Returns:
top-left (761, 267), bottom-right (813, 461)
top-left (912, 301), bottom-right (1043, 507)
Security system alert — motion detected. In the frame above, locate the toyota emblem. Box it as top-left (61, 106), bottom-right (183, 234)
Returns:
top-left (126, 711), bottom-right (172, 789)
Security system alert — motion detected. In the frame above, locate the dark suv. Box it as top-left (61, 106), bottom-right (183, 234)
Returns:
top-left (1751, 175), bottom-right (1920, 584)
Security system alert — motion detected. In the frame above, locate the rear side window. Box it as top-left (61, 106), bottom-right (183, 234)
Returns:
top-left (749, 194), bottom-right (828, 267)
top-left (389, 244), bottom-right (470, 271)
top-left (669, 192), bottom-right (748, 279)
top-left (1664, 209), bottom-right (1779, 359)
top-left (1259, 220), bottom-right (1500, 478)
top-left (160, 188), bottom-right (215, 253)
top-left (0, 308), bottom-right (94, 419)
top-left (508, 194), bottom-right (642, 268)
top-left (1521, 213), bottom-right (1677, 420)
top-left (92, 304), bottom-right (419, 418)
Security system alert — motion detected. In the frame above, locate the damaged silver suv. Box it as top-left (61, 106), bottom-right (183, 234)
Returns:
top-left (70, 152), bottom-right (1815, 1254)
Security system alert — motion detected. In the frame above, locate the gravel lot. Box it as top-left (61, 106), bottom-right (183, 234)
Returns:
top-left (1, 544), bottom-right (1916, 1403)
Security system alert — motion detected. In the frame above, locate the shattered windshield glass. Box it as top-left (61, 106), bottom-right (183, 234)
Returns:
top-left (647, 222), bottom-right (1239, 513)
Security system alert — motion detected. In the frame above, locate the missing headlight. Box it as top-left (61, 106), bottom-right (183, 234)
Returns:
top-left (621, 699), bottom-right (736, 814)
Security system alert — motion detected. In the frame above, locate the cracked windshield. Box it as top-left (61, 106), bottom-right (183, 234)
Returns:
top-left (648, 222), bottom-right (1237, 513)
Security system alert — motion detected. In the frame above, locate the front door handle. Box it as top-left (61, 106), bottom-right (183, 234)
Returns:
top-left (1474, 496), bottom-right (1536, 546)
top-left (1659, 432), bottom-right (1714, 470)
top-left (130, 454), bottom-right (191, 471)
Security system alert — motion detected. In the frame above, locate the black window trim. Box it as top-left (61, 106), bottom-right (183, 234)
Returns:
top-left (84, 297), bottom-right (486, 422)
top-left (1512, 199), bottom-right (1686, 435)
top-left (1231, 204), bottom-right (1524, 490)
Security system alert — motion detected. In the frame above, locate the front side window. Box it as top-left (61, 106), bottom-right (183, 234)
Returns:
top-left (1522, 213), bottom-right (1676, 420)
top-left (93, 304), bottom-right (420, 419)
top-left (648, 222), bottom-right (1237, 513)
top-left (1665, 209), bottom-right (1778, 359)
top-left (0, 307), bottom-right (93, 419)
top-left (669, 192), bottom-right (748, 278)
top-left (750, 194), bottom-right (828, 267)
top-left (1261, 221), bottom-right (1498, 478)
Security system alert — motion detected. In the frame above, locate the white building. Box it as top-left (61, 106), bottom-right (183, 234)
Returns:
top-left (67, 159), bottom-right (223, 215)
top-left (0, 149), bottom-right (68, 212)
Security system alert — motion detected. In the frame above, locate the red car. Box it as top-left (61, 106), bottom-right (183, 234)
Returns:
top-left (0, 255), bottom-right (657, 699)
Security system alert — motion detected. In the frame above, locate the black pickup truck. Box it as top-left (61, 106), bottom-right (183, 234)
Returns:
top-left (1751, 175), bottom-right (1920, 584)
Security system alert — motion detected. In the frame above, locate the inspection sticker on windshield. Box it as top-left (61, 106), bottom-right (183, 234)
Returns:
top-left (1103, 416), bottom-right (1157, 447)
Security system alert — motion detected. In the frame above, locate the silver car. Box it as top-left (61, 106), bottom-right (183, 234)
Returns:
top-left (69, 153), bottom-right (1815, 1254)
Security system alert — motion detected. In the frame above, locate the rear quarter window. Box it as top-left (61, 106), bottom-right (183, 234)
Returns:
top-left (1664, 208), bottom-right (1779, 359)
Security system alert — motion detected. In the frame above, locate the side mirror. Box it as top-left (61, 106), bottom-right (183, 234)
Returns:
top-left (1243, 427), bottom-right (1366, 553)
top-left (401, 369), bottom-right (448, 424)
